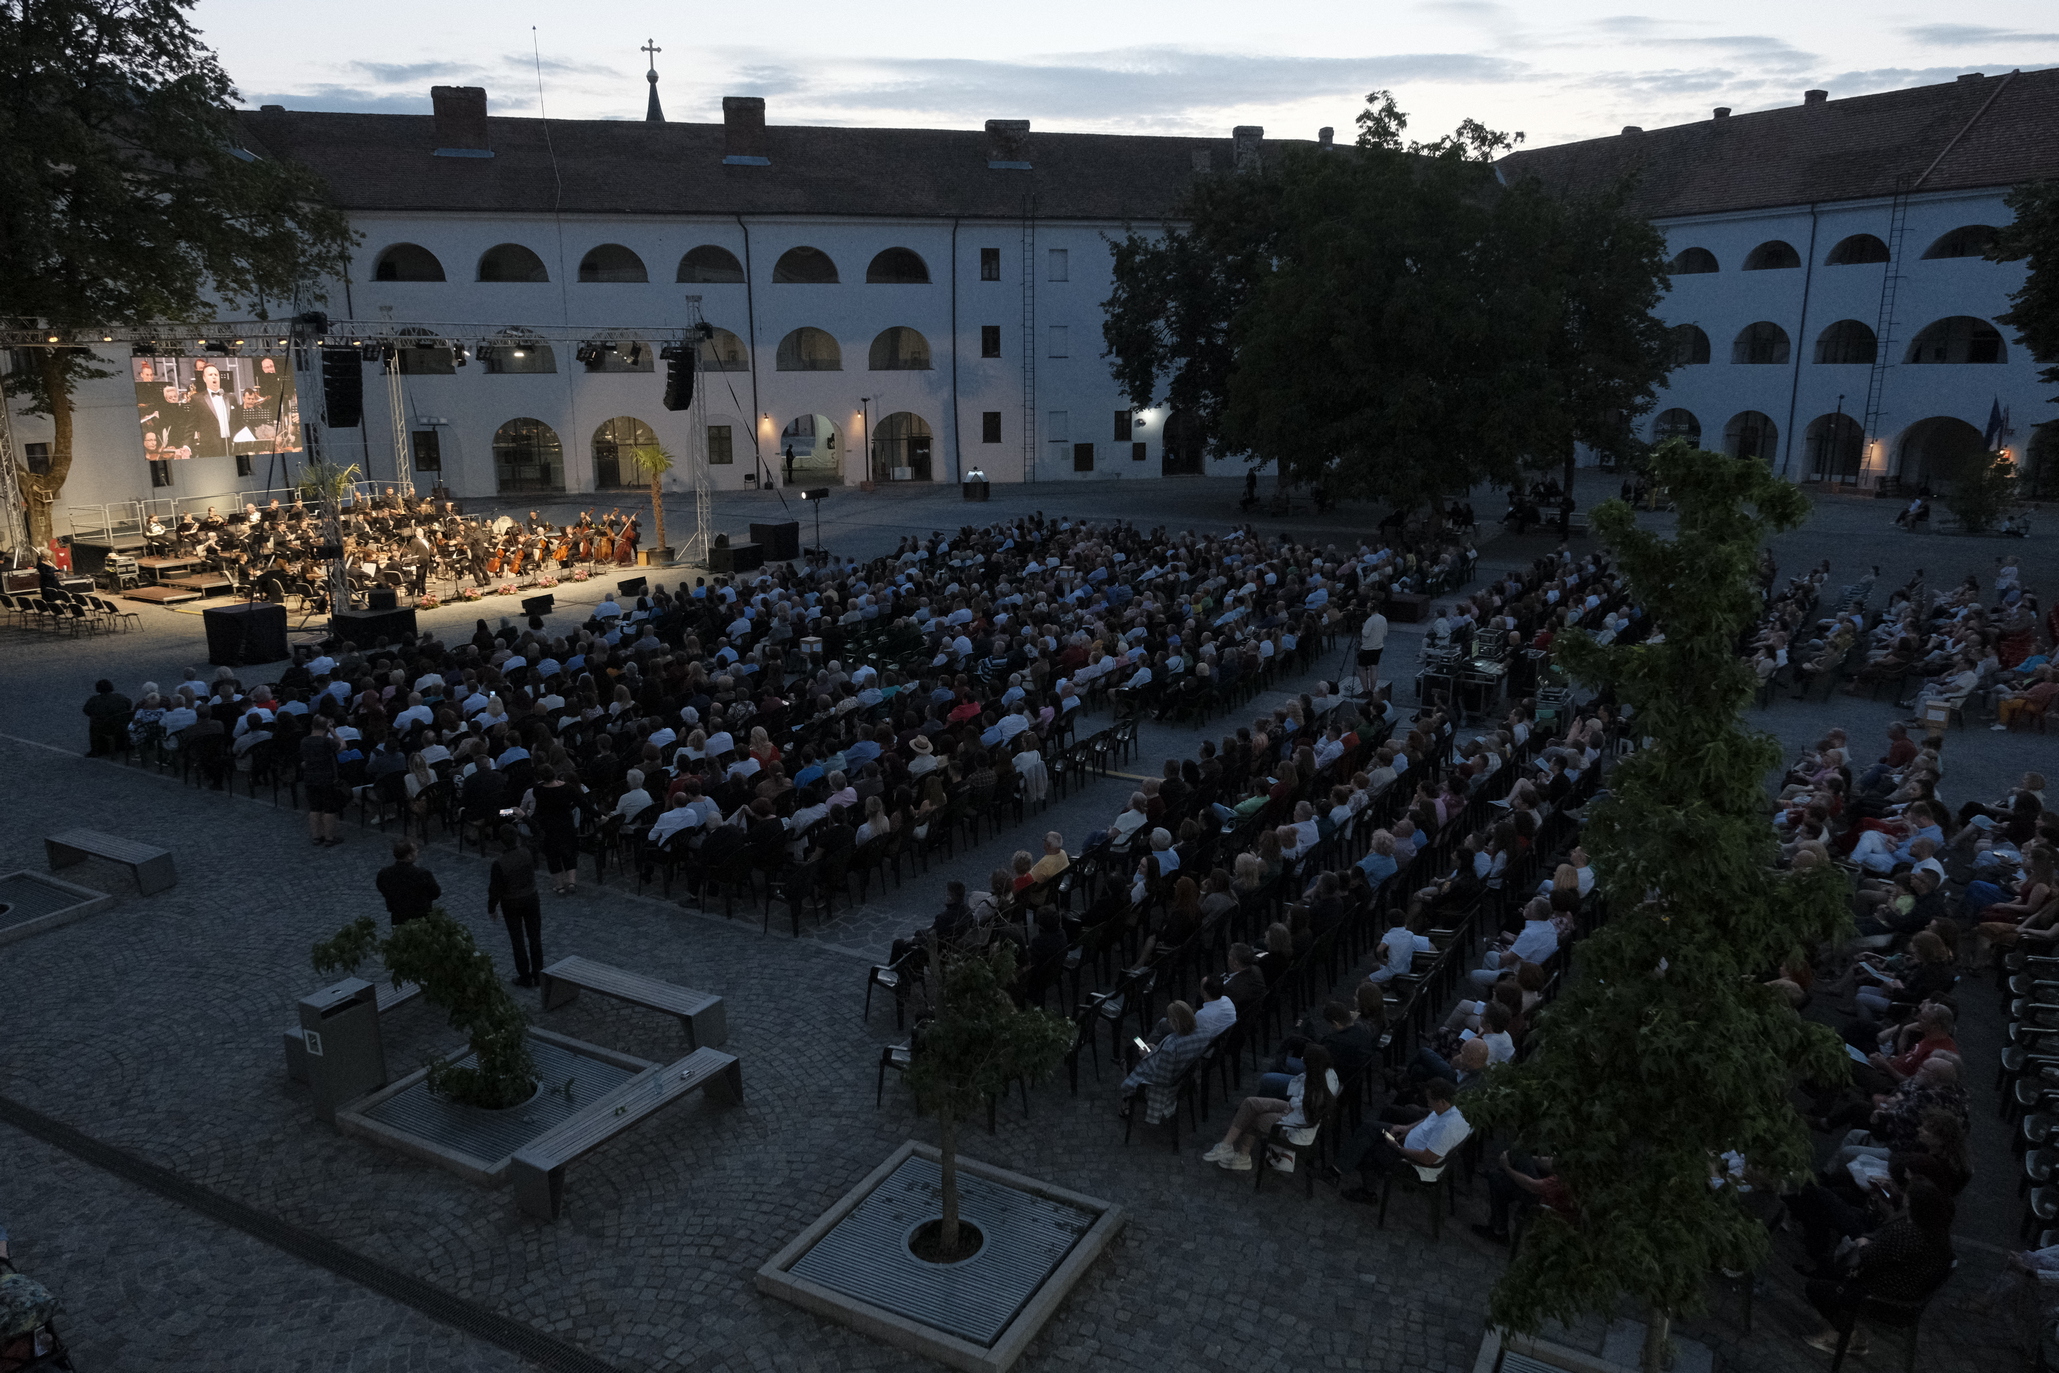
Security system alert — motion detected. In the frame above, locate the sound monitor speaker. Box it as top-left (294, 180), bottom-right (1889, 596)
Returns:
top-left (331, 606), bottom-right (417, 643)
top-left (749, 520), bottom-right (800, 562)
top-left (202, 602), bottom-right (290, 666)
top-left (365, 587), bottom-right (398, 610)
top-left (521, 594), bottom-right (555, 617)
top-left (617, 576), bottom-right (647, 596)
top-left (707, 541), bottom-right (762, 573)
top-left (321, 347), bottom-right (364, 428)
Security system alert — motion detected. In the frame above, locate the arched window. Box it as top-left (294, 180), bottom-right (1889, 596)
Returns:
top-left (1723, 411), bottom-right (1778, 462)
top-left (871, 412), bottom-right (935, 481)
top-left (698, 327), bottom-right (750, 372)
top-left (492, 417), bottom-right (563, 493)
top-left (771, 246), bottom-right (838, 284)
top-left (865, 248), bottom-right (931, 284)
top-left (1814, 319), bottom-right (1878, 365)
top-left (1651, 409), bottom-right (1701, 446)
top-left (775, 327), bottom-right (841, 371)
top-left (868, 327), bottom-right (932, 370)
top-left (1666, 247), bottom-right (1719, 274)
top-left (477, 243), bottom-right (549, 283)
top-left (1905, 316), bottom-right (2006, 364)
top-left (677, 245), bottom-right (745, 283)
top-left (1742, 240), bottom-right (1801, 271)
top-left (1666, 324), bottom-right (1710, 366)
top-left (592, 416), bottom-right (659, 489)
top-left (1731, 322), bottom-right (1790, 365)
top-left (579, 338), bottom-right (653, 373)
top-left (481, 329), bottom-right (556, 374)
top-left (1921, 225), bottom-right (1999, 260)
top-left (1896, 415), bottom-right (1990, 486)
top-left (373, 243), bottom-right (446, 282)
top-left (395, 326), bottom-right (454, 376)
top-left (577, 244), bottom-right (648, 283)
top-left (1804, 412), bottom-right (1865, 483)
top-left (1826, 234), bottom-right (1889, 266)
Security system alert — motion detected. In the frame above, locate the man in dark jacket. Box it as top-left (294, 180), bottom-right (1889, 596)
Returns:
top-left (375, 839), bottom-right (442, 926)
top-left (82, 679), bottom-right (133, 756)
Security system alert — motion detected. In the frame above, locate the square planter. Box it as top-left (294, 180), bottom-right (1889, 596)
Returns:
top-left (757, 1141), bottom-right (1124, 1373)
top-left (336, 1027), bottom-right (651, 1184)
top-left (0, 871), bottom-right (116, 948)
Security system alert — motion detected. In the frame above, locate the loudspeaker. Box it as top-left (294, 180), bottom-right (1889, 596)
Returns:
top-left (749, 520), bottom-right (800, 562)
top-left (365, 586), bottom-right (398, 610)
top-left (664, 349), bottom-right (696, 412)
top-left (330, 606), bottom-right (417, 643)
top-left (707, 541), bottom-right (763, 573)
top-left (522, 594), bottom-right (555, 617)
top-left (321, 347), bottom-right (363, 428)
top-left (202, 602), bottom-right (290, 666)
top-left (617, 577), bottom-right (647, 596)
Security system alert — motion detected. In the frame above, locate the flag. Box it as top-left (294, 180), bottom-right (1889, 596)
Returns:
top-left (1984, 397), bottom-right (2005, 450)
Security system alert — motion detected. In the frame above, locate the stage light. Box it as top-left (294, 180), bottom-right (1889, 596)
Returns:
top-left (511, 348), bottom-right (526, 358)
top-left (45, 334), bottom-right (59, 343)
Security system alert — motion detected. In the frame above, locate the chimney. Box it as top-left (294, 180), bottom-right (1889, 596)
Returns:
top-left (1957, 72), bottom-right (1984, 82)
top-left (1804, 89), bottom-right (1827, 106)
top-left (1232, 125), bottom-right (1264, 171)
top-left (1318, 126), bottom-right (1334, 151)
top-left (723, 97), bottom-right (769, 165)
top-left (1712, 107), bottom-right (1731, 119)
top-left (431, 86), bottom-right (491, 157)
top-left (985, 119), bottom-right (1030, 169)
top-left (1620, 125), bottom-right (1643, 135)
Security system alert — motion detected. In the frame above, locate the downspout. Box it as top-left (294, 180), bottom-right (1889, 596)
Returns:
top-left (735, 213), bottom-right (764, 473)
top-left (949, 217), bottom-right (963, 483)
top-left (1780, 203), bottom-right (1819, 479)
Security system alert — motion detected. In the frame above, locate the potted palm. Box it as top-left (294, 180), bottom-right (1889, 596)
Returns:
top-left (629, 442), bottom-right (674, 565)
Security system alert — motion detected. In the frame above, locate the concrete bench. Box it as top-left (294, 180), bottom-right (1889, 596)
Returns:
top-left (283, 980), bottom-right (422, 1083)
top-left (539, 955), bottom-right (727, 1049)
top-left (45, 828), bottom-right (176, 895)
top-left (510, 1046), bottom-right (742, 1220)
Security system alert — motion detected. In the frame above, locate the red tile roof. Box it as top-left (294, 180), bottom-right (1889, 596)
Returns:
top-left (1496, 68), bottom-right (2059, 218)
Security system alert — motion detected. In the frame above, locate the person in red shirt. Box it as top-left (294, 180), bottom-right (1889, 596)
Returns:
top-left (1862, 1002), bottom-right (1957, 1093)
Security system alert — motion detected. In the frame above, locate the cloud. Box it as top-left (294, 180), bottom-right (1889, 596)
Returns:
top-left (348, 60), bottom-right (484, 85)
top-left (1901, 24), bottom-right (2059, 45)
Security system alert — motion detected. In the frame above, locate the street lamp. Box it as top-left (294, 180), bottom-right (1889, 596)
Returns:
top-left (860, 397), bottom-right (871, 484)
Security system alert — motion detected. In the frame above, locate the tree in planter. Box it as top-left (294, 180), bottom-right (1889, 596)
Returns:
top-left (296, 459), bottom-right (360, 613)
top-left (312, 907), bottom-right (538, 1110)
top-left (0, 0), bottom-right (355, 545)
top-left (629, 443), bottom-right (673, 562)
top-left (1469, 439), bottom-right (1851, 1372)
top-left (901, 941), bottom-right (1074, 1260)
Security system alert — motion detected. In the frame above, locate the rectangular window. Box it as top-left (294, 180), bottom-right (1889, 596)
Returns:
top-left (1072, 442), bottom-right (1094, 472)
top-left (23, 442), bottom-right (50, 476)
top-left (1132, 441), bottom-right (1147, 462)
top-left (1047, 248), bottom-right (1069, 282)
top-left (1046, 410), bottom-right (1069, 441)
top-left (981, 411), bottom-right (1002, 443)
top-left (1047, 325), bottom-right (1068, 358)
top-left (149, 459), bottom-right (173, 488)
top-left (235, 453), bottom-right (253, 477)
top-left (708, 424), bottom-right (734, 465)
top-left (980, 247), bottom-right (1000, 280)
top-left (1113, 410), bottom-right (1132, 441)
top-left (411, 429), bottom-right (442, 472)
top-left (981, 325), bottom-right (1001, 358)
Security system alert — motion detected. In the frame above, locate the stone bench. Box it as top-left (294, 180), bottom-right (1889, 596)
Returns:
top-left (45, 828), bottom-right (176, 895)
top-left (283, 980), bottom-right (422, 1083)
top-left (539, 955), bottom-right (727, 1048)
top-left (510, 1046), bottom-right (742, 1220)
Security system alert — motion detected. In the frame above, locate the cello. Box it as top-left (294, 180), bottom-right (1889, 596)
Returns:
top-left (486, 541), bottom-right (505, 577)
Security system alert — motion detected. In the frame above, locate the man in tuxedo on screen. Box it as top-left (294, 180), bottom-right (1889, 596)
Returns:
top-left (180, 362), bottom-right (244, 459)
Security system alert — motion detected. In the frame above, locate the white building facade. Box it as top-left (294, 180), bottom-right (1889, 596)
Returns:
top-left (1503, 69), bottom-right (2059, 490)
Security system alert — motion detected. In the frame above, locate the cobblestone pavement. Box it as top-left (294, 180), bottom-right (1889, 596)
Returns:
top-left (1, 473), bottom-right (2054, 1372)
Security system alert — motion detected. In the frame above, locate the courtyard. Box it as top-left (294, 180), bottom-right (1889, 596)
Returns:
top-left (1, 471), bottom-right (2053, 1373)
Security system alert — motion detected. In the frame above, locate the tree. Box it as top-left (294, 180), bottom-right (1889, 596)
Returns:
top-left (900, 941), bottom-right (1073, 1260)
top-left (1943, 449), bottom-right (2017, 533)
top-left (0, 0), bottom-right (356, 543)
top-left (312, 907), bottom-right (538, 1111)
top-left (1990, 180), bottom-right (2059, 402)
top-left (1471, 440), bottom-right (1851, 1370)
top-left (630, 442), bottom-right (673, 559)
top-left (296, 457), bottom-right (358, 612)
top-left (1101, 91), bottom-right (1670, 513)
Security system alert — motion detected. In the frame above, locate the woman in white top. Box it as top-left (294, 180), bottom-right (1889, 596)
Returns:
top-left (403, 752), bottom-right (436, 800)
top-left (855, 794), bottom-right (893, 846)
top-left (1012, 734), bottom-right (1049, 805)
top-left (1203, 1045), bottom-right (1338, 1171)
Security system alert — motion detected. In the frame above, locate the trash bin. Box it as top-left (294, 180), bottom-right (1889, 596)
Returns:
top-left (298, 977), bottom-right (389, 1124)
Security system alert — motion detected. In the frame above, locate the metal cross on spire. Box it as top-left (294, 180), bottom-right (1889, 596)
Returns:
top-left (642, 39), bottom-right (665, 123)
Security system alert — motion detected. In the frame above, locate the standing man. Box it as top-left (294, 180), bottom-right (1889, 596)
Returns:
top-left (487, 825), bottom-right (544, 987)
top-left (300, 715), bottom-right (345, 847)
top-left (1358, 601), bottom-right (1388, 693)
top-left (82, 678), bottom-right (133, 757)
top-left (784, 445), bottom-right (796, 484)
top-left (375, 839), bottom-right (441, 926)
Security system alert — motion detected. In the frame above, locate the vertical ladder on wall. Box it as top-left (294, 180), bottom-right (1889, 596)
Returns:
top-left (1859, 179), bottom-right (1909, 480)
top-left (1020, 195), bottom-right (1037, 484)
